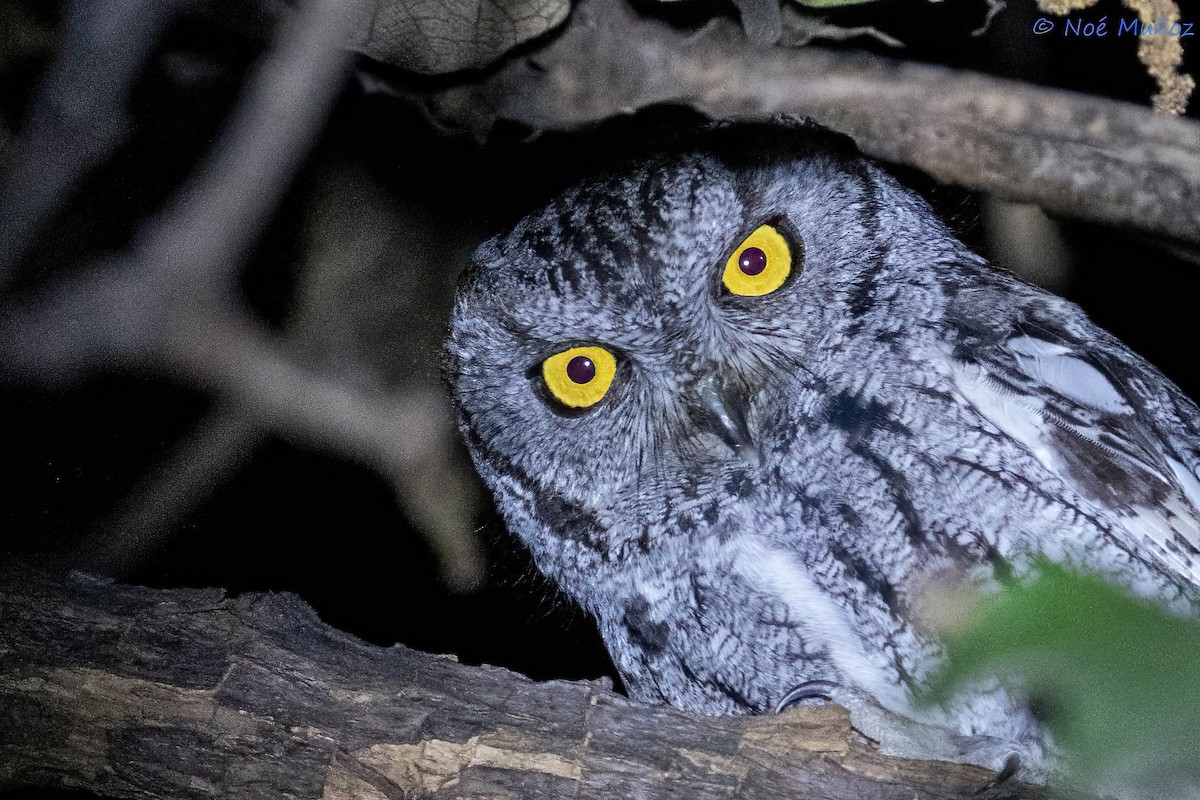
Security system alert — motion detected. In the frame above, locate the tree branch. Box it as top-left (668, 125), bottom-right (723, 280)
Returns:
top-left (383, 0), bottom-right (1200, 243)
top-left (0, 569), bottom-right (1060, 799)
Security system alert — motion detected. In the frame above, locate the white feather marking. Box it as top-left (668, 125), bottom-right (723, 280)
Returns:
top-left (1163, 497), bottom-right (1200, 554)
top-left (948, 359), bottom-right (1057, 472)
top-left (1007, 335), bottom-right (1070, 358)
top-left (1168, 457), bottom-right (1200, 519)
top-left (733, 538), bottom-right (911, 715)
top-left (946, 345), bottom-right (1200, 593)
top-left (1122, 501), bottom-right (1200, 585)
top-left (1124, 506), bottom-right (1182, 549)
top-left (1008, 336), bottom-right (1131, 414)
top-left (635, 577), bottom-right (672, 607)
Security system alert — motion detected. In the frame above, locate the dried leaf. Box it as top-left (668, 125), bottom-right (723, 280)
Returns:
top-left (363, 0), bottom-right (570, 74)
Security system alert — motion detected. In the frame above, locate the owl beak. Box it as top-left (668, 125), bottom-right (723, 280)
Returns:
top-left (691, 374), bottom-right (759, 465)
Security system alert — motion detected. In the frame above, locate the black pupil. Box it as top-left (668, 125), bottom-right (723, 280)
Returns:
top-left (739, 246), bottom-right (767, 276)
top-left (567, 356), bottom-right (595, 384)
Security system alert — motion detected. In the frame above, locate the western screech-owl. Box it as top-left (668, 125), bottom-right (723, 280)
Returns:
top-left (445, 121), bottom-right (1200, 773)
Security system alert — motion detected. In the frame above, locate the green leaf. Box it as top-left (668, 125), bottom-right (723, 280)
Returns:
top-left (922, 562), bottom-right (1200, 796)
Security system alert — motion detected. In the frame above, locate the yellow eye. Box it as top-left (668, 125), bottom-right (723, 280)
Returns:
top-left (542, 345), bottom-right (617, 409)
top-left (721, 224), bottom-right (792, 297)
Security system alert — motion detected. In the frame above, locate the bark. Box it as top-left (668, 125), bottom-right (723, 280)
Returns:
top-left (0, 568), bottom-right (1059, 799)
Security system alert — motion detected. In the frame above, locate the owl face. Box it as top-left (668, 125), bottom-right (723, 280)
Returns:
top-left (448, 128), bottom-right (923, 576)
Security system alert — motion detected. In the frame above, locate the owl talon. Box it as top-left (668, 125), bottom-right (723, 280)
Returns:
top-left (775, 679), bottom-right (840, 713)
top-left (973, 753), bottom-right (1020, 795)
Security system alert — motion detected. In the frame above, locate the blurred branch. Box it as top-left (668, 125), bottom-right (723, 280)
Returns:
top-left (163, 312), bottom-right (481, 587)
top-left (0, 0), bottom-right (483, 587)
top-left (81, 408), bottom-right (266, 574)
top-left (0, 569), bottom-right (1061, 800)
top-left (160, 312), bottom-right (447, 482)
top-left (386, 0), bottom-right (1200, 243)
top-left (0, 0), bottom-right (176, 280)
top-left (139, 0), bottom-right (366, 294)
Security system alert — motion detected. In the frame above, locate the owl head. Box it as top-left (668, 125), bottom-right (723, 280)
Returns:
top-left (446, 121), bottom-right (967, 601)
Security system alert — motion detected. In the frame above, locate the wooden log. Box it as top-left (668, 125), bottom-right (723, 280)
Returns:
top-left (0, 568), bottom-right (1059, 799)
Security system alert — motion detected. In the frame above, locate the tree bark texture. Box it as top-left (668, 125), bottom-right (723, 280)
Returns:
top-left (0, 569), bottom-right (1059, 799)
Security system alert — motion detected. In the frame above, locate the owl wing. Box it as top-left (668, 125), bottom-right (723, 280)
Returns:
top-left (943, 300), bottom-right (1200, 589)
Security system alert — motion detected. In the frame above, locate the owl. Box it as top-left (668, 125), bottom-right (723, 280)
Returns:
top-left (445, 121), bottom-right (1200, 775)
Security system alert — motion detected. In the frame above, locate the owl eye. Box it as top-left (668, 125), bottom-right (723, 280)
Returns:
top-left (541, 345), bottom-right (617, 409)
top-left (722, 223), bottom-right (792, 297)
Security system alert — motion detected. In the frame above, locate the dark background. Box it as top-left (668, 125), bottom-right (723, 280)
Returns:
top-left (2, 0), bottom-right (1198, 713)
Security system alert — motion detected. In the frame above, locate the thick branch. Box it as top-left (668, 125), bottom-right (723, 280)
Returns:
top-left (0, 569), bottom-right (1058, 799)
top-left (391, 0), bottom-right (1200, 243)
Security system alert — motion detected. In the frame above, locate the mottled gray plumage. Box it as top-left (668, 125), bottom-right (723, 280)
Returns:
top-left (446, 122), bottom-right (1200, 774)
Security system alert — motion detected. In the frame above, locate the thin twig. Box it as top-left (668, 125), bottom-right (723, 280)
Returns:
top-left (79, 408), bottom-right (265, 576)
